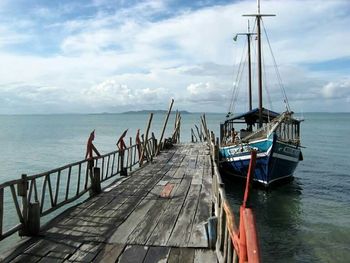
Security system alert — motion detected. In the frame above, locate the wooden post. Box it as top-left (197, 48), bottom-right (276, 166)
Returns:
top-left (119, 149), bottom-right (128, 176)
top-left (90, 167), bottom-right (101, 196)
top-left (151, 132), bottom-right (156, 159)
top-left (200, 115), bottom-right (208, 141)
top-left (27, 202), bottom-right (40, 235)
top-left (157, 99), bottom-right (174, 155)
top-left (18, 174), bottom-right (28, 236)
top-left (195, 125), bottom-right (202, 142)
top-left (0, 188), bottom-right (3, 236)
top-left (173, 111), bottom-right (179, 143)
top-left (140, 113), bottom-right (153, 165)
top-left (177, 114), bottom-right (180, 143)
top-left (207, 216), bottom-right (218, 249)
top-left (129, 137), bottom-right (133, 171)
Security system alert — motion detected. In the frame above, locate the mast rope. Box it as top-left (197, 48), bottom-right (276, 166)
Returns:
top-left (227, 37), bottom-right (248, 115)
top-left (262, 20), bottom-right (291, 111)
top-left (261, 36), bottom-right (273, 110)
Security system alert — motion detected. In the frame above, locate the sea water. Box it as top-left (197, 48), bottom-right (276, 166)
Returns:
top-left (0, 112), bottom-right (349, 262)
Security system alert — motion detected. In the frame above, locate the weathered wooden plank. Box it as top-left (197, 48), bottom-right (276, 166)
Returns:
top-left (127, 199), bottom-right (168, 245)
top-left (2, 143), bottom-right (216, 263)
top-left (118, 245), bottom-right (148, 263)
top-left (11, 254), bottom-right (41, 263)
top-left (67, 241), bottom-right (102, 262)
top-left (108, 199), bottom-right (156, 244)
top-left (93, 243), bottom-right (126, 263)
top-left (167, 184), bottom-right (201, 247)
top-left (168, 248), bottom-right (195, 263)
top-left (188, 177), bottom-right (212, 247)
top-left (24, 238), bottom-right (80, 258)
top-left (157, 180), bottom-right (168, 186)
top-left (38, 253), bottom-right (68, 263)
top-left (146, 178), bottom-right (192, 246)
top-left (143, 246), bottom-right (170, 263)
top-left (194, 249), bottom-right (217, 263)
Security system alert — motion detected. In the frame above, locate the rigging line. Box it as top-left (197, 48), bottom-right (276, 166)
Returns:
top-left (250, 18), bottom-right (258, 109)
top-left (228, 37), bottom-right (248, 114)
top-left (261, 37), bottom-right (273, 110)
top-left (232, 53), bottom-right (248, 114)
top-left (228, 18), bottom-right (256, 115)
top-left (262, 20), bottom-right (291, 111)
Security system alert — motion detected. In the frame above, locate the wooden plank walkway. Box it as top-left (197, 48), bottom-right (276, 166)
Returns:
top-left (3, 143), bottom-right (217, 263)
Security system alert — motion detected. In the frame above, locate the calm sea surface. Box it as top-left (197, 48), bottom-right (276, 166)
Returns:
top-left (0, 112), bottom-right (349, 262)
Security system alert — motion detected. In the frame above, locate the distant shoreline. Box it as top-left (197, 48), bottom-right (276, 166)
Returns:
top-left (0, 111), bottom-right (349, 116)
top-left (121, 110), bottom-right (191, 114)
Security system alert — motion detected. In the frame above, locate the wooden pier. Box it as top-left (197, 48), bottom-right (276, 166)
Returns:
top-left (0, 111), bottom-right (261, 263)
top-left (2, 143), bottom-right (217, 262)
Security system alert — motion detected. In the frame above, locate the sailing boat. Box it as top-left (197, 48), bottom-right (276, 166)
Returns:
top-left (219, 1), bottom-right (303, 187)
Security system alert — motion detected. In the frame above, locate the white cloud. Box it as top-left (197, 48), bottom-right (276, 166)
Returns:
top-left (0, 0), bottom-right (350, 113)
top-left (322, 79), bottom-right (350, 99)
top-left (82, 78), bottom-right (171, 107)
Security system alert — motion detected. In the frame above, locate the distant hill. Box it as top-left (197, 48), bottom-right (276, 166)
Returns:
top-left (122, 110), bottom-right (191, 114)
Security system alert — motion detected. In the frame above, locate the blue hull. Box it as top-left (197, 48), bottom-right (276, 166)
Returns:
top-left (219, 134), bottom-right (301, 186)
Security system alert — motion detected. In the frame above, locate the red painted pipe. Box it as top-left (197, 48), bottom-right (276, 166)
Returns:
top-left (243, 150), bottom-right (257, 208)
top-left (244, 208), bottom-right (261, 263)
top-left (239, 206), bottom-right (247, 263)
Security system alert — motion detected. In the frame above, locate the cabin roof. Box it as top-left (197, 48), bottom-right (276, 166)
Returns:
top-left (225, 107), bottom-right (280, 124)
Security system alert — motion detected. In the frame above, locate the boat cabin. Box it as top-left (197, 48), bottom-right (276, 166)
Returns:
top-left (220, 108), bottom-right (301, 146)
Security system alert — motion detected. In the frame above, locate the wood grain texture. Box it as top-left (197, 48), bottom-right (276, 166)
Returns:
top-left (2, 143), bottom-right (216, 263)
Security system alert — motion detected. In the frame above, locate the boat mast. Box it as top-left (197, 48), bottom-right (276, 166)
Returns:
top-left (243, 0), bottom-right (275, 128)
top-left (256, 1), bottom-right (263, 128)
top-left (247, 21), bottom-right (253, 112)
top-left (234, 22), bottom-right (255, 112)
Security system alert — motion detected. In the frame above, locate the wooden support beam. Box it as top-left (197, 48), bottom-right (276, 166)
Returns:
top-left (157, 99), bottom-right (174, 155)
top-left (140, 113), bottom-right (153, 165)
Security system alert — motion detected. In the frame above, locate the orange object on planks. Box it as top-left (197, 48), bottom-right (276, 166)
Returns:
top-left (160, 183), bottom-right (175, 198)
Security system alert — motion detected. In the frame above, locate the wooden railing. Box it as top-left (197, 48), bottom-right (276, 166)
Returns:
top-left (0, 137), bottom-right (157, 241)
top-left (209, 133), bottom-right (261, 263)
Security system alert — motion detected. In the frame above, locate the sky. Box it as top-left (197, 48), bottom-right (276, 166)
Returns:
top-left (0, 0), bottom-right (349, 114)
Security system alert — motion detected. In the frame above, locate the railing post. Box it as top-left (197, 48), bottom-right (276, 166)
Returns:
top-left (120, 150), bottom-right (127, 176)
top-left (129, 137), bottom-right (133, 172)
top-left (27, 202), bottom-right (40, 235)
top-left (90, 167), bottom-right (101, 196)
top-left (151, 132), bottom-right (157, 158)
top-left (18, 174), bottom-right (28, 236)
top-left (0, 188), bottom-right (3, 236)
top-left (207, 216), bottom-right (218, 249)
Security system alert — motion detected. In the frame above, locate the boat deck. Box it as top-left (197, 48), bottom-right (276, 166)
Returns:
top-left (3, 143), bottom-right (217, 262)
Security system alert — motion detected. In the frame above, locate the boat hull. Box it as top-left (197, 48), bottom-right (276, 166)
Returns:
top-left (219, 135), bottom-right (301, 186)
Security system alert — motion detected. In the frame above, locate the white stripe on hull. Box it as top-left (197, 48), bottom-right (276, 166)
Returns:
top-left (272, 153), bottom-right (299, 162)
top-left (222, 152), bottom-right (267, 162)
